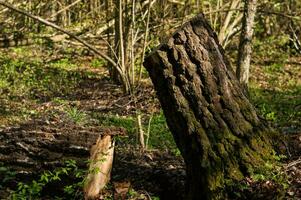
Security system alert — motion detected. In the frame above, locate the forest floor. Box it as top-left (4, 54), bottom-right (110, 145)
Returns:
top-left (0, 45), bottom-right (300, 199)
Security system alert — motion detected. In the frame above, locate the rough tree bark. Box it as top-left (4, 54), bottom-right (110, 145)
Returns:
top-left (144, 14), bottom-right (275, 200)
top-left (0, 121), bottom-right (124, 180)
top-left (236, 0), bottom-right (257, 93)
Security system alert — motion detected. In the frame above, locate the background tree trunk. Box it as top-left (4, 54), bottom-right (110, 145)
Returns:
top-left (144, 14), bottom-right (275, 199)
top-left (236, 0), bottom-right (257, 93)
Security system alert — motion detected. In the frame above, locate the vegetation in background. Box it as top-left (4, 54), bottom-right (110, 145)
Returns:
top-left (0, 56), bottom-right (81, 100)
top-left (0, 0), bottom-right (300, 199)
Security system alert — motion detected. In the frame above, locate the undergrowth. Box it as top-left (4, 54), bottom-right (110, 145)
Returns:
top-left (0, 160), bottom-right (85, 199)
top-left (93, 112), bottom-right (179, 154)
top-left (0, 43), bottom-right (300, 199)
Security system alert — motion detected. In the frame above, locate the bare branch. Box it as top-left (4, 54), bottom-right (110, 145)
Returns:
top-left (47, 0), bottom-right (82, 20)
top-left (0, 1), bottom-right (118, 68)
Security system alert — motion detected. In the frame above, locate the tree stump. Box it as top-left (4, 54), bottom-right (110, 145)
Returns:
top-left (84, 135), bottom-right (115, 200)
top-left (144, 14), bottom-right (275, 199)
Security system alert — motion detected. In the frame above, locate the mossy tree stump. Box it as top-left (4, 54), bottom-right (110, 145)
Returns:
top-left (144, 14), bottom-right (275, 200)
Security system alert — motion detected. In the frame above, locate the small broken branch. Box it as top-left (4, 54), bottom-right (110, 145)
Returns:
top-left (84, 135), bottom-right (115, 200)
top-left (285, 158), bottom-right (301, 170)
top-left (137, 114), bottom-right (145, 151)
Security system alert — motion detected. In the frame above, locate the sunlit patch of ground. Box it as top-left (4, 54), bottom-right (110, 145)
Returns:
top-left (249, 58), bottom-right (301, 199)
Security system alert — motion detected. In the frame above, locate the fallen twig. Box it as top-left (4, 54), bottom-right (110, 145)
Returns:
top-left (285, 158), bottom-right (301, 170)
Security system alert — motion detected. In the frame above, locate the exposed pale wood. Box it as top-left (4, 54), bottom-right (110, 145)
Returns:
top-left (96, 19), bottom-right (115, 35)
top-left (84, 135), bottom-right (115, 200)
top-left (137, 114), bottom-right (145, 150)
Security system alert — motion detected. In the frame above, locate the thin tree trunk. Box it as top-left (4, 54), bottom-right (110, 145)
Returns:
top-left (112, 0), bottom-right (123, 84)
top-left (138, 0), bottom-right (152, 84)
top-left (236, 0), bottom-right (257, 93)
top-left (112, 0), bottom-right (131, 93)
top-left (105, 0), bottom-right (118, 83)
top-left (217, 0), bottom-right (241, 46)
top-left (144, 14), bottom-right (275, 200)
top-left (0, 1), bottom-right (133, 93)
top-left (47, 0), bottom-right (82, 21)
top-left (0, 1), bottom-right (118, 68)
top-left (130, 0), bottom-right (136, 87)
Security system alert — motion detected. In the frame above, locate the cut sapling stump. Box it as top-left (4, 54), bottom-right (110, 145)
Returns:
top-left (84, 135), bottom-right (115, 199)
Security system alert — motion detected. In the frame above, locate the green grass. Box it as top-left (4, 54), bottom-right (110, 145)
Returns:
top-left (64, 106), bottom-right (88, 125)
top-left (249, 62), bottom-right (301, 128)
top-left (0, 57), bottom-right (81, 100)
top-left (91, 58), bottom-right (106, 68)
top-left (50, 58), bottom-right (77, 70)
top-left (96, 113), bottom-right (136, 134)
top-left (0, 51), bottom-right (97, 125)
top-left (93, 112), bottom-right (178, 153)
top-left (250, 87), bottom-right (301, 127)
top-left (147, 112), bottom-right (177, 151)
